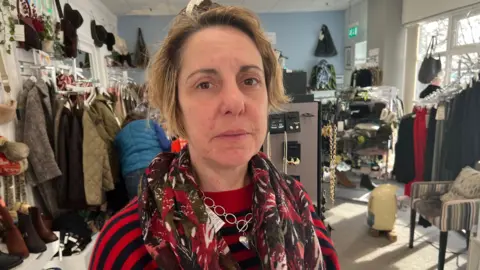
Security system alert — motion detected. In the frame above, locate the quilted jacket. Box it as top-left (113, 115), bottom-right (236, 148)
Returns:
top-left (88, 95), bottom-right (121, 183)
top-left (114, 119), bottom-right (170, 177)
top-left (83, 110), bottom-right (115, 206)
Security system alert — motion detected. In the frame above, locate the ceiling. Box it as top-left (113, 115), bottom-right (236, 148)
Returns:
top-left (100, 0), bottom-right (352, 16)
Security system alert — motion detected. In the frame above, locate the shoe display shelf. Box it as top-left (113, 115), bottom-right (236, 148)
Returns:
top-left (0, 232), bottom-right (60, 270)
top-left (43, 233), bottom-right (98, 270)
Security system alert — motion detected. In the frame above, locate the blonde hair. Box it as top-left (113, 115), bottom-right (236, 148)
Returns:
top-left (147, 5), bottom-right (289, 138)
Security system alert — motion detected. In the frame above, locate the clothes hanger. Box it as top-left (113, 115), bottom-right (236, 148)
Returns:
top-left (30, 74), bottom-right (37, 83)
top-left (85, 87), bottom-right (97, 106)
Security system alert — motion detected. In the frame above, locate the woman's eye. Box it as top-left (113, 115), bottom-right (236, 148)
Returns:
top-left (196, 82), bottom-right (212, 89)
top-left (244, 78), bottom-right (259, 86)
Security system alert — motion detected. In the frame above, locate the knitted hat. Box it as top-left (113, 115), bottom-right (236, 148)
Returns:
top-left (0, 139), bottom-right (30, 162)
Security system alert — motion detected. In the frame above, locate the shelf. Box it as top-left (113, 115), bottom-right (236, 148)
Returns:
top-left (43, 233), bottom-right (98, 270)
top-left (10, 232), bottom-right (60, 270)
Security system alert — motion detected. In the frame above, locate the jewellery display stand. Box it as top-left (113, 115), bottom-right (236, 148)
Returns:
top-left (264, 102), bottom-right (322, 212)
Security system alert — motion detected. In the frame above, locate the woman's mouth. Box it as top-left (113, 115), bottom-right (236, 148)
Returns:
top-left (215, 129), bottom-right (250, 139)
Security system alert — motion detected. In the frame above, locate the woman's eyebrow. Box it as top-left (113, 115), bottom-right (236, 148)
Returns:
top-left (187, 68), bottom-right (218, 80)
top-left (187, 65), bottom-right (263, 80)
top-left (239, 65), bottom-right (263, 73)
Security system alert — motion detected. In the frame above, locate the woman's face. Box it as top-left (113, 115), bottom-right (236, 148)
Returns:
top-left (178, 26), bottom-right (268, 167)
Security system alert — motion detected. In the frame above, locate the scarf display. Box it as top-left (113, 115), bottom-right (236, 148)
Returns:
top-left (139, 147), bottom-right (324, 269)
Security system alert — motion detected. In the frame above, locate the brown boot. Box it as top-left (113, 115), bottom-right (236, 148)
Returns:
top-left (0, 205), bottom-right (29, 258)
top-left (17, 212), bottom-right (46, 253)
top-left (336, 170), bottom-right (356, 188)
top-left (28, 207), bottom-right (57, 243)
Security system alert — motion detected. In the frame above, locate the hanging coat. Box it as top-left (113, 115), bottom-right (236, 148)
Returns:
top-left (314, 24), bottom-right (337, 57)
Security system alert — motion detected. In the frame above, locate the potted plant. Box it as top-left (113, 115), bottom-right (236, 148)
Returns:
top-left (53, 21), bottom-right (64, 59)
top-left (0, 0), bottom-right (16, 54)
top-left (39, 14), bottom-right (54, 53)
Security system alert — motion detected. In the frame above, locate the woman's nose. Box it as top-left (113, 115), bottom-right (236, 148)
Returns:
top-left (219, 80), bottom-right (246, 116)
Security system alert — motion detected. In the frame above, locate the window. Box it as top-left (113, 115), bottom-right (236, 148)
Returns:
top-left (418, 19), bottom-right (449, 57)
top-left (415, 8), bottom-right (480, 98)
top-left (450, 53), bottom-right (480, 84)
top-left (456, 13), bottom-right (480, 46)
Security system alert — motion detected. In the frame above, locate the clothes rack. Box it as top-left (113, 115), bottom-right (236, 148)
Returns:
top-left (394, 74), bottom-right (480, 194)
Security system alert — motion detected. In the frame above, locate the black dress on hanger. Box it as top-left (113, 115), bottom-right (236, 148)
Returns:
top-left (393, 114), bottom-right (415, 184)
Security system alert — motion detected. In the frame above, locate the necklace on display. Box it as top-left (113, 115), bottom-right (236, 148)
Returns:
top-left (202, 195), bottom-right (253, 249)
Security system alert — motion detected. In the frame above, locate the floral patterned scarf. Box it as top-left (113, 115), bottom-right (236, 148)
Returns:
top-left (139, 147), bottom-right (324, 269)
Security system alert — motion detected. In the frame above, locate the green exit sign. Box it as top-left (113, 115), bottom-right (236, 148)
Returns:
top-left (349, 26), bottom-right (359, 38)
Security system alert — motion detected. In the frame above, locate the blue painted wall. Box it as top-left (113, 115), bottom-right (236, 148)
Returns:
top-left (118, 11), bottom-right (345, 83)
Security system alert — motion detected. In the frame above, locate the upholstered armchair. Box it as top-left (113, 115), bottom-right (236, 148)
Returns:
top-left (409, 181), bottom-right (480, 270)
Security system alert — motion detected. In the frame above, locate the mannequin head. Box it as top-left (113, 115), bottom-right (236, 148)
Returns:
top-left (431, 70), bottom-right (445, 86)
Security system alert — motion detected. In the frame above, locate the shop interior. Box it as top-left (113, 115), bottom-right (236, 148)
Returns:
top-left (0, 0), bottom-right (478, 269)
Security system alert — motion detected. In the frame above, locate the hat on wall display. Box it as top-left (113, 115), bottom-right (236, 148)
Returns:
top-left (106, 32), bottom-right (116, 51)
top-left (90, 20), bottom-right (108, 48)
top-left (55, 0), bottom-right (84, 58)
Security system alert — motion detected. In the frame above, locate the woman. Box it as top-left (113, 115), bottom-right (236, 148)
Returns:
top-left (90, 1), bottom-right (339, 269)
top-left (114, 111), bottom-right (171, 199)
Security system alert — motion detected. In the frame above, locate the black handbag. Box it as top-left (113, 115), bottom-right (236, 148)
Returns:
top-left (418, 36), bottom-right (442, 84)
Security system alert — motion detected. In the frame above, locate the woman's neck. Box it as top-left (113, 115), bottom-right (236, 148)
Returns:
top-left (190, 151), bottom-right (250, 192)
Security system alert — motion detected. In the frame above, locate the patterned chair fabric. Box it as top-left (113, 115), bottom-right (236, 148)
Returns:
top-left (411, 181), bottom-right (480, 231)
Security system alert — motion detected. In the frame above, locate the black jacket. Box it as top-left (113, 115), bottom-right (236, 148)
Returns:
top-left (419, 85), bottom-right (441, 99)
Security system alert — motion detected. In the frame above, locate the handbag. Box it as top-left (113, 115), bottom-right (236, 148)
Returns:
top-left (16, 0), bottom-right (42, 51)
top-left (135, 28), bottom-right (150, 69)
top-left (418, 36), bottom-right (442, 84)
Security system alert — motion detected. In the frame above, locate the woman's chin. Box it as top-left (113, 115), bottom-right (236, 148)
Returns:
top-left (210, 148), bottom-right (256, 167)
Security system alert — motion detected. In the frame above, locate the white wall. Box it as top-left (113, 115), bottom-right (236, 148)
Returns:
top-left (0, 0), bottom-right (117, 141)
top-left (344, 0), bottom-right (369, 83)
top-left (51, 0), bottom-right (118, 89)
top-left (0, 0), bottom-right (117, 208)
top-left (403, 0), bottom-right (480, 24)
top-left (368, 0), bottom-right (406, 95)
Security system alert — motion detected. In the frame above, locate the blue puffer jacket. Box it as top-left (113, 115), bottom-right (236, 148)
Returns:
top-left (114, 119), bottom-right (171, 177)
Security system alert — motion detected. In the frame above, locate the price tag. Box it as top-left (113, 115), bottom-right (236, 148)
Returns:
top-left (337, 121), bottom-right (344, 132)
top-left (436, 104), bottom-right (445, 120)
top-left (14, 25), bottom-right (25, 42)
top-left (206, 207), bottom-right (225, 233)
top-left (58, 30), bottom-right (64, 43)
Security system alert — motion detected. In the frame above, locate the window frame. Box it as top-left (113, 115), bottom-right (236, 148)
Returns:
top-left (416, 7), bottom-right (480, 96)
